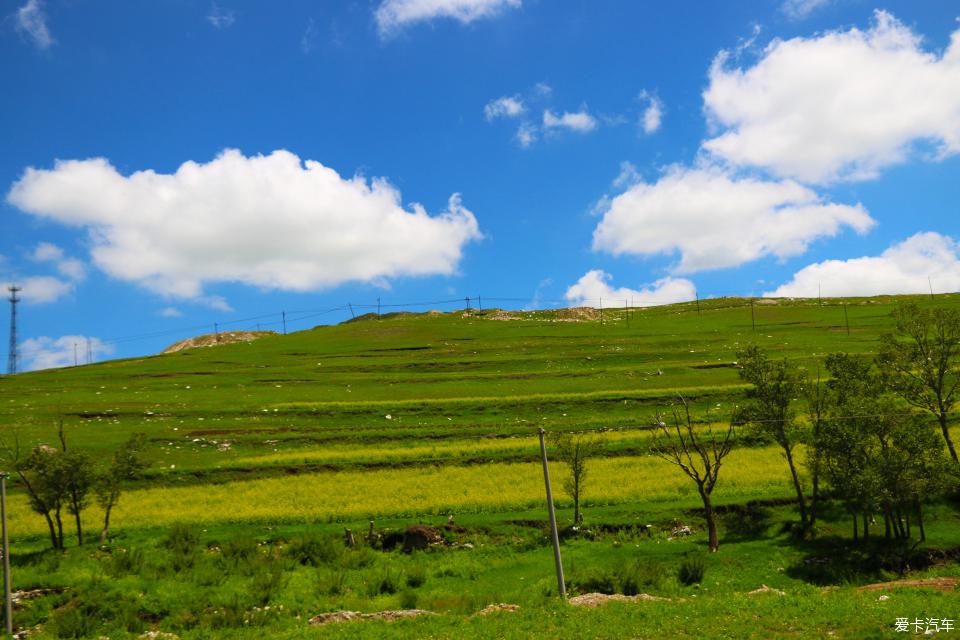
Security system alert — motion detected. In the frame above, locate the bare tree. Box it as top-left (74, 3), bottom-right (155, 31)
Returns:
top-left (552, 432), bottom-right (602, 527)
top-left (652, 396), bottom-right (734, 552)
top-left (878, 304), bottom-right (960, 464)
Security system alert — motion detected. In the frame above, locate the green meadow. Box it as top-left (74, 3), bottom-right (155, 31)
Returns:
top-left (2, 295), bottom-right (958, 638)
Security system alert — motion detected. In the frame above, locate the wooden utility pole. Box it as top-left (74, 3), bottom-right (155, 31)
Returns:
top-left (929, 277), bottom-right (935, 301)
top-left (599, 297), bottom-right (603, 327)
top-left (2, 472), bottom-right (11, 637)
top-left (538, 429), bottom-right (566, 598)
top-left (281, 311), bottom-right (287, 335)
top-left (348, 303), bottom-right (355, 319)
top-left (695, 292), bottom-right (701, 318)
top-left (214, 322), bottom-right (220, 343)
top-left (751, 300), bottom-right (756, 331)
top-left (377, 297), bottom-right (381, 319)
top-left (478, 295), bottom-right (482, 312)
top-left (624, 300), bottom-right (629, 328)
top-left (843, 303), bottom-right (850, 336)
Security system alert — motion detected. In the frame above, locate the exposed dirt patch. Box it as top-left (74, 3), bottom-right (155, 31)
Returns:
top-left (748, 584), bottom-right (785, 596)
top-left (857, 577), bottom-right (957, 593)
top-left (475, 603), bottom-right (520, 616)
top-left (162, 331), bottom-right (276, 354)
top-left (309, 609), bottom-right (435, 625)
top-left (568, 593), bottom-right (668, 607)
top-left (691, 362), bottom-right (740, 370)
top-left (402, 525), bottom-right (443, 552)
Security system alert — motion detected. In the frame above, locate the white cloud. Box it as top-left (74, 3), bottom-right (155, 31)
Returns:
top-left (15, 0), bottom-right (53, 50)
top-left (766, 232), bottom-right (960, 298)
top-left (20, 335), bottom-right (113, 371)
top-left (543, 109), bottom-right (597, 133)
top-left (484, 96), bottom-right (525, 121)
top-left (703, 11), bottom-right (960, 184)
top-left (591, 165), bottom-right (873, 273)
top-left (31, 242), bottom-right (86, 281)
top-left (159, 307), bottom-right (183, 318)
top-left (375, 0), bottom-right (520, 35)
top-left (565, 270), bottom-right (696, 308)
top-left (301, 18), bottom-right (318, 54)
top-left (7, 149), bottom-right (482, 302)
top-left (207, 3), bottom-right (235, 29)
top-left (639, 92), bottom-right (663, 134)
top-left (515, 122), bottom-right (537, 148)
top-left (780, 0), bottom-right (831, 20)
top-left (3, 276), bottom-right (73, 304)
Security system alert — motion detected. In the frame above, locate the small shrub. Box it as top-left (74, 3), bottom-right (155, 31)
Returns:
top-left (367, 569), bottom-right (400, 596)
top-left (317, 569), bottom-right (346, 595)
top-left (571, 567), bottom-right (617, 594)
top-left (221, 538), bottom-right (259, 565)
top-left (287, 533), bottom-right (341, 567)
top-left (48, 605), bottom-right (97, 639)
top-left (249, 559), bottom-right (288, 606)
top-left (164, 523), bottom-right (200, 553)
top-left (678, 556), bottom-right (706, 586)
top-left (405, 565), bottom-right (427, 588)
top-left (618, 559), bottom-right (664, 595)
top-left (399, 590), bottom-right (418, 610)
top-left (105, 547), bottom-right (144, 577)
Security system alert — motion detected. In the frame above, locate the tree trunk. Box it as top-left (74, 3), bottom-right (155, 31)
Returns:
top-left (883, 511), bottom-right (891, 540)
top-left (809, 454), bottom-right (819, 533)
top-left (782, 445), bottom-right (808, 529)
top-left (100, 502), bottom-right (113, 544)
top-left (44, 511), bottom-right (58, 549)
top-left (573, 494), bottom-right (581, 527)
top-left (700, 488), bottom-right (719, 552)
top-left (938, 413), bottom-right (958, 464)
top-left (55, 506), bottom-right (64, 549)
top-left (74, 507), bottom-right (83, 546)
top-left (915, 500), bottom-right (926, 542)
top-left (852, 511), bottom-right (858, 542)
top-left (862, 512), bottom-right (869, 540)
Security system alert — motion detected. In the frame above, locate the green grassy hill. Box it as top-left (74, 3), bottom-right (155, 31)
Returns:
top-left (2, 294), bottom-right (958, 639)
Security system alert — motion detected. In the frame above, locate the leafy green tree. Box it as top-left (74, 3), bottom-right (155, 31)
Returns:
top-left (96, 433), bottom-right (147, 543)
top-left (878, 304), bottom-right (960, 464)
top-left (736, 345), bottom-right (810, 532)
top-left (552, 432), bottom-right (602, 527)
top-left (652, 397), bottom-right (734, 552)
top-left (816, 353), bottom-right (955, 543)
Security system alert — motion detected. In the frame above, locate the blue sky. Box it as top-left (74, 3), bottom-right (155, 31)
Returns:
top-left (2, 0), bottom-right (959, 369)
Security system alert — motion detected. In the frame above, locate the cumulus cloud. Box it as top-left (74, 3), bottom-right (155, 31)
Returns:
top-left (3, 276), bottom-right (73, 304)
top-left (565, 270), bottom-right (696, 308)
top-left (543, 109), bottom-right (597, 133)
top-left (639, 92), bottom-right (663, 134)
top-left (206, 3), bottom-right (235, 29)
top-left (375, 0), bottom-right (520, 35)
top-left (766, 232), bottom-right (960, 298)
top-left (32, 242), bottom-right (86, 281)
top-left (703, 11), bottom-right (960, 183)
top-left (780, 0), bottom-right (831, 20)
top-left (591, 166), bottom-right (873, 274)
top-left (20, 335), bottom-right (113, 371)
top-left (484, 96), bottom-right (525, 121)
top-left (15, 0), bottom-right (53, 49)
top-left (159, 307), bottom-right (183, 318)
top-left (7, 149), bottom-right (482, 302)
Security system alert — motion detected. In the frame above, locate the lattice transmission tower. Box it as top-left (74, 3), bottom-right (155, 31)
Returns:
top-left (7, 285), bottom-right (20, 375)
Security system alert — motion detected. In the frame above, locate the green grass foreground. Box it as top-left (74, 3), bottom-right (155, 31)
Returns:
top-left (2, 295), bottom-right (959, 638)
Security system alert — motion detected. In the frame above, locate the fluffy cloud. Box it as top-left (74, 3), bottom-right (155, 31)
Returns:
top-left (3, 276), bottom-right (73, 304)
top-left (565, 270), bottom-right (696, 308)
top-left (159, 307), bottom-right (183, 318)
top-left (7, 149), bottom-right (482, 301)
top-left (591, 166), bottom-right (873, 273)
top-left (703, 11), bottom-right (960, 183)
top-left (32, 242), bottom-right (86, 281)
top-left (20, 335), bottom-right (113, 371)
top-left (375, 0), bottom-right (520, 35)
top-left (639, 92), bottom-right (663, 134)
top-left (15, 0), bottom-right (53, 49)
top-left (766, 232), bottom-right (960, 298)
top-left (207, 3), bottom-right (236, 29)
top-left (484, 96), bottom-right (525, 121)
top-left (543, 109), bottom-right (597, 133)
top-left (780, 0), bottom-right (831, 20)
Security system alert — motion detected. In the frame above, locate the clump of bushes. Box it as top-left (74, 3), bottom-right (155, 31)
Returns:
top-left (678, 555), bottom-right (706, 586)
